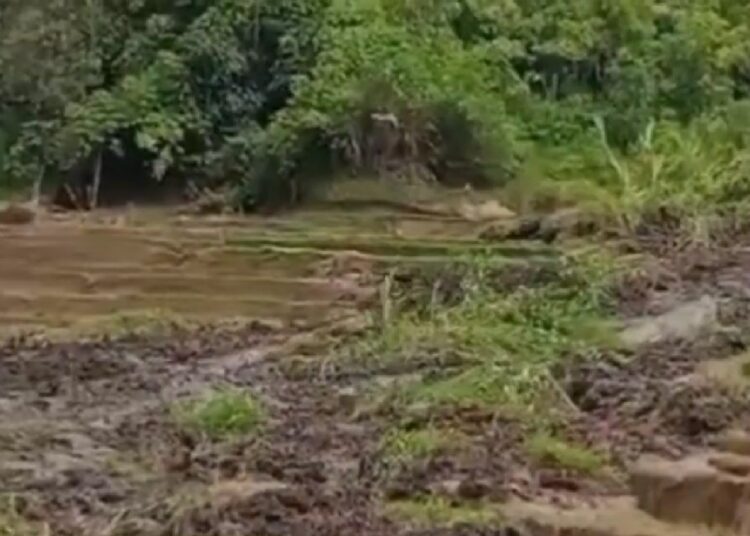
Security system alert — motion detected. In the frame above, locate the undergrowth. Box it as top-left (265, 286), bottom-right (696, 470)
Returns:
top-left (348, 250), bottom-right (620, 416)
top-left (380, 427), bottom-right (466, 464)
top-left (525, 433), bottom-right (607, 475)
top-left (173, 389), bottom-right (265, 440)
top-left (0, 496), bottom-right (37, 536)
top-left (509, 108), bottom-right (750, 237)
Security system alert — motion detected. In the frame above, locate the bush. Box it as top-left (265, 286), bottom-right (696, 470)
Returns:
top-left (235, 0), bottom-right (519, 207)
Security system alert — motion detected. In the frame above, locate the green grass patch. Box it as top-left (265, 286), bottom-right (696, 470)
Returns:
top-left (385, 496), bottom-right (502, 528)
top-left (173, 389), bottom-right (265, 440)
top-left (0, 496), bottom-right (38, 536)
top-left (351, 250), bottom-right (620, 415)
top-left (380, 427), bottom-right (466, 463)
top-left (525, 433), bottom-right (607, 475)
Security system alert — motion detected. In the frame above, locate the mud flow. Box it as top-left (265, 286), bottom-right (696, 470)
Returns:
top-left (2, 211), bottom-right (750, 536)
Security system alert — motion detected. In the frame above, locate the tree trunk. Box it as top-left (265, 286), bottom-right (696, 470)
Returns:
top-left (31, 166), bottom-right (43, 208)
top-left (90, 148), bottom-right (103, 209)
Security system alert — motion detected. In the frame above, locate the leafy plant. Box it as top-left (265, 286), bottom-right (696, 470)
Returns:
top-left (174, 388), bottom-right (265, 440)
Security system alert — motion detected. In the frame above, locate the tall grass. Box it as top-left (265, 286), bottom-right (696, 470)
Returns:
top-left (346, 251), bottom-right (619, 414)
top-left (507, 102), bottom-right (750, 235)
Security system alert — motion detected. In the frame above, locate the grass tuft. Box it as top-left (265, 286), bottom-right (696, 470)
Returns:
top-left (380, 427), bottom-right (465, 463)
top-left (174, 388), bottom-right (265, 440)
top-left (0, 495), bottom-right (38, 536)
top-left (525, 433), bottom-right (606, 475)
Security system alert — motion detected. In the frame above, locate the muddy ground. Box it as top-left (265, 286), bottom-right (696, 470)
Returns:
top-left (3, 213), bottom-right (750, 535)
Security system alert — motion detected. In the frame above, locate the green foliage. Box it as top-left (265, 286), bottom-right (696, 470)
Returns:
top-left (353, 251), bottom-right (619, 412)
top-left (0, 495), bottom-right (36, 536)
top-left (1, 0), bottom-right (749, 214)
top-left (380, 427), bottom-right (465, 463)
top-left (525, 433), bottom-right (607, 475)
top-left (239, 0), bottom-right (518, 206)
top-left (174, 388), bottom-right (265, 440)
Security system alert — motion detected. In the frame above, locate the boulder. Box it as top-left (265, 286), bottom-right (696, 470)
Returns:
top-left (457, 199), bottom-right (515, 222)
top-left (630, 455), bottom-right (719, 525)
top-left (709, 453), bottom-right (750, 477)
top-left (619, 295), bottom-right (718, 348)
top-left (336, 387), bottom-right (358, 415)
top-left (630, 453), bottom-right (750, 529)
top-left (0, 203), bottom-right (35, 225)
top-left (720, 430), bottom-right (750, 457)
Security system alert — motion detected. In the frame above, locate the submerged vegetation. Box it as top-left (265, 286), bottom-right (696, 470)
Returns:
top-left (0, 0), bottom-right (749, 224)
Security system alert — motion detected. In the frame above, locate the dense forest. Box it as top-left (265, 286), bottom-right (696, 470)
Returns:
top-left (2, 0), bottom-right (750, 219)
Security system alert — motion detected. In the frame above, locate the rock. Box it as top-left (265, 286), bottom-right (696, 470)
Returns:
top-left (719, 430), bottom-right (750, 456)
top-left (619, 296), bottom-right (718, 348)
top-left (737, 502), bottom-right (750, 535)
top-left (275, 487), bottom-right (313, 513)
top-left (431, 479), bottom-right (462, 497)
top-left (504, 497), bottom-right (720, 536)
top-left (457, 200), bottom-right (515, 222)
top-left (630, 455), bottom-right (717, 524)
top-left (696, 353), bottom-right (750, 391)
top-left (384, 482), bottom-right (414, 500)
top-left (0, 203), bottom-right (35, 225)
top-left (336, 387), bottom-right (357, 415)
top-left (479, 209), bottom-right (597, 243)
top-left (457, 478), bottom-right (491, 500)
top-left (478, 221), bottom-right (516, 241)
top-left (507, 218), bottom-right (542, 240)
top-left (537, 226), bottom-right (561, 244)
top-left (709, 453), bottom-right (750, 476)
top-left (629, 454), bottom-right (750, 528)
top-left (543, 208), bottom-right (598, 238)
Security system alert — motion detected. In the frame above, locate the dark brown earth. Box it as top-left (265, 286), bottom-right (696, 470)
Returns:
top-left (4, 214), bottom-right (750, 535)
